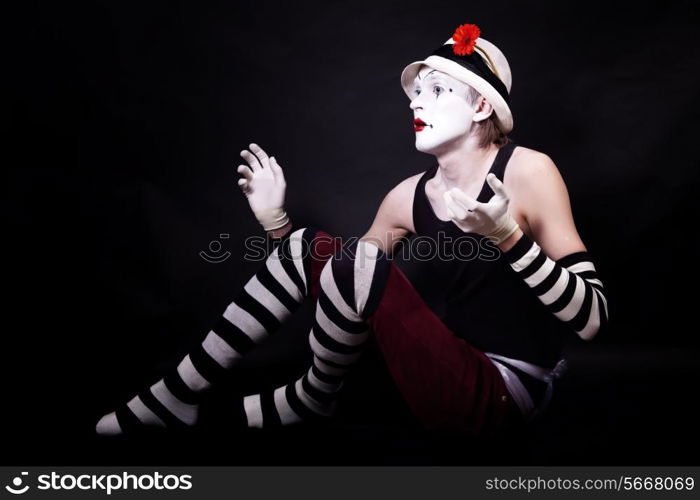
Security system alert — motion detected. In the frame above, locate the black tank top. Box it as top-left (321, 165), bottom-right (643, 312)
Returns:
top-left (405, 143), bottom-right (568, 368)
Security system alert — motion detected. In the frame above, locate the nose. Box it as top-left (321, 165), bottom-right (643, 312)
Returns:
top-left (409, 96), bottom-right (423, 111)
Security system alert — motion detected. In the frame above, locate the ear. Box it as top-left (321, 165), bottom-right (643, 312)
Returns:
top-left (472, 96), bottom-right (494, 123)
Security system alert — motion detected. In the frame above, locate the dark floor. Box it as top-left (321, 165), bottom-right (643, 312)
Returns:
top-left (17, 340), bottom-right (696, 466)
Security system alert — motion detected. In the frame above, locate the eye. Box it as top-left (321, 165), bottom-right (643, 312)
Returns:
top-left (433, 85), bottom-right (444, 95)
top-left (413, 88), bottom-right (422, 96)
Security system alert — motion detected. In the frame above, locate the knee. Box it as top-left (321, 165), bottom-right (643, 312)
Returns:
top-left (324, 240), bottom-right (389, 316)
top-left (289, 226), bottom-right (332, 239)
top-left (288, 227), bottom-right (340, 262)
top-left (332, 239), bottom-right (386, 275)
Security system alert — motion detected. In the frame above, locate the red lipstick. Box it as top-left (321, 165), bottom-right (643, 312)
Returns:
top-left (414, 118), bottom-right (427, 132)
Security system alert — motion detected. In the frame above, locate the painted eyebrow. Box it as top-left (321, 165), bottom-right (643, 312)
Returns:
top-left (416, 69), bottom-right (437, 81)
top-left (415, 73), bottom-right (450, 88)
top-left (425, 74), bottom-right (448, 82)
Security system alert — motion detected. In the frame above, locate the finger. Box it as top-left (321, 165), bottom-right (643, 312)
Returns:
top-left (236, 165), bottom-right (253, 181)
top-left (445, 196), bottom-right (469, 220)
top-left (443, 192), bottom-right (468, 219)
top-left (249, 143), bottom-right (271, 169)
top-left (448, 187), bottom-right (479, 212)
top-left (269, 156), bottom-right (285, 180)
top-left (237, 178), bottom-right (250, 192)
top-left (486, 173), bottom-right (509, 199)
top-left (240, 149), bottom-right (262, 172)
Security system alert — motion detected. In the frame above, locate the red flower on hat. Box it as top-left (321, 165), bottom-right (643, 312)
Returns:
top-left (451, 24), bottom-right (481, 56)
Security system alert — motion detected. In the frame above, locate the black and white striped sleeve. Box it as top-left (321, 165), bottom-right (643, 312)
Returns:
top-left (504, 234), bottom-right (609, 340)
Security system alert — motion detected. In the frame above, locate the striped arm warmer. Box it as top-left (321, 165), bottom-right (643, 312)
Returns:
top-left (504, 234), bottom-right (609, 340)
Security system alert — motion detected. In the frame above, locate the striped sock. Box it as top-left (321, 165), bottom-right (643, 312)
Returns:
top-left (242, 239), bottom-right (390, 427)
top-left (96, 227), bottom-right (339, 435)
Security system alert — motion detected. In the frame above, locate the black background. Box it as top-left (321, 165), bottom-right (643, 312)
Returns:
top-left (5, 0), bottom-right (700, 464)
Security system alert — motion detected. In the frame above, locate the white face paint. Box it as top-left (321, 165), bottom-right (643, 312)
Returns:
top-left (410, 66), bottom-right (477, 154)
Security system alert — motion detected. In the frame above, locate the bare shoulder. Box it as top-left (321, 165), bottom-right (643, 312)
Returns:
top-left (387, 172), bottom-right (422, 203)
top-left (385, 172), bottom-right (422, 232)
top-left (507, 146), bottom-right (560, 181)
top-left (505, 145), bottom-right (567, 200)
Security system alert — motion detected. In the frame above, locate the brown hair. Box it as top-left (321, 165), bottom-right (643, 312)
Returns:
top-left (465, 86), bottom-right (511, 149)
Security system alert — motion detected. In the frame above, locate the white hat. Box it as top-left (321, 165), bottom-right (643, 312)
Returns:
top-left (400, 24), bottom-right (513, 133)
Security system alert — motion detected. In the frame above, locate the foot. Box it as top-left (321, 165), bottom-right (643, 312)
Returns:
top-left (96, 377), bottom-right (200, 435)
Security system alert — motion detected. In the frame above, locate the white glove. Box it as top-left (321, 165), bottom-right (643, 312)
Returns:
top-left (443, 173), bottom-right (519, 244)
top-left (237, 143), bottom-right (289, 231)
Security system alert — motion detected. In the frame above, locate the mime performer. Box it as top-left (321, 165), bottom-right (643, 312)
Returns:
top-left (97, 23), bottom-right (608, 436)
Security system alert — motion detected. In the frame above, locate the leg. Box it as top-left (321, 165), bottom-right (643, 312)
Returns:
top-left (366, 264), bottom-right (519, 433)
top-left (96, 227), bottom-right (342, 435)
top-left (241, 238), bottom-right (385, 426)
top-left (242, 239), bottom-right (520, 435)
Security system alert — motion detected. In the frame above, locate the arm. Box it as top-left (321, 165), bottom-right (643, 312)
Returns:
top-left (499, 152), bottom-right (585, 257)
top-left (501, 229), bottom-right (608, 340)
top-left (499, 155), bottom-right (608, 340)
top-left (444, 153), bottom-right (608, 341)
top-left (360, 177), bottom-right (416, 256)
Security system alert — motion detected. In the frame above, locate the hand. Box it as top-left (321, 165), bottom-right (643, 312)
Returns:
top-left (237, 143), bottom-right (289, 231)
top-left (443, 173), bottom-right (519, 244)
top-left (237, 143), bottom-right (286, 213)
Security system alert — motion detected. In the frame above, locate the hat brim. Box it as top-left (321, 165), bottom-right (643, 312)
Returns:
top-left (401, 55), bottom-right (513, 133)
